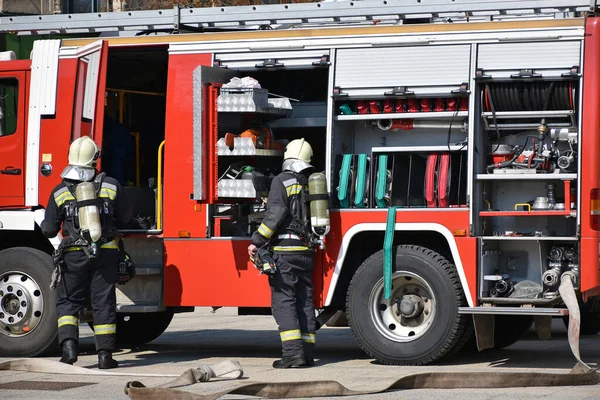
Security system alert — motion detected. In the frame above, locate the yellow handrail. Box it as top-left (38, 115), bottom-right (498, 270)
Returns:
top-left (157, 140), bottom-right (165, 231)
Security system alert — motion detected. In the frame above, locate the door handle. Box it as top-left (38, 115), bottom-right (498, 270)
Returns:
top-left (1, 167), bottom-right (21, 175)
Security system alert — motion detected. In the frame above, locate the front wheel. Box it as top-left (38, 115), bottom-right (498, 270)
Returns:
top-left (0, 247), bottom-right (58, 357)
top-left (346, 245), bottom-right (469, 365)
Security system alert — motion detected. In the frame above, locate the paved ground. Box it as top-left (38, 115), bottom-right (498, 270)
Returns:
top-left (1, 308), bottom-right (599, 400)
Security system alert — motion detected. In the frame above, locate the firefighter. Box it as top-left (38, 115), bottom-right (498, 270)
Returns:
top-left (41, 136), bottom-right (132, 369)
top-left (248, 138), bottom-right (317, 369)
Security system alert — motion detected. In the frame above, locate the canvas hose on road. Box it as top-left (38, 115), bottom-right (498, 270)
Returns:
top-left (1, 276), bottom-right (598, 399)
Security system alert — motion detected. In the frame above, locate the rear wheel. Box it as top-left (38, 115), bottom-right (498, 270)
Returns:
top-left (562, 313), bottom-right (600, 335)
top-left (346, 245), bottom-right (469, 365)
top-left (0, 247), bottom-right (58, 357)
top-left (116, 310), bottom-right (174, 346)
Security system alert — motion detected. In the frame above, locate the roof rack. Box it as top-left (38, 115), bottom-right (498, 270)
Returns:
top-left (0, 0), bottom-right (597, 36)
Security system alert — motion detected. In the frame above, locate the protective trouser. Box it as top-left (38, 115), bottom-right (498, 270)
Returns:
top-left (57, 248), bottom-right (119, 352)
top-left (269, 252), bottom-right (316, 359)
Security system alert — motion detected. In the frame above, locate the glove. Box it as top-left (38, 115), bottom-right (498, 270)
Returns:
top-left (250, 248), bottom-right (277, 275)
top-left (117, 253), bottom-right (136, 285)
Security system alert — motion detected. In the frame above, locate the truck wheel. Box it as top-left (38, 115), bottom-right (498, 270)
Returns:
top-left (116, 310), bottom-right (174, 346)
top-left (562, 313), bottom-right (600, 335)
top-left (0, 247), bottom-right (58, 357)
top-left (347, 245), bottom-right (469, 365)
top-left (326, 310), bottom-right (349, 327)
top-left (492, 315), bottom-right (534, 349)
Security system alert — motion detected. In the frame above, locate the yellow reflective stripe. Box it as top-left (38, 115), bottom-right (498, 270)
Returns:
top-left (64, 246), bottom-right (83, 252)
top-left (280, 329), bottom-right (301, 342)
top-left (286, 184), bottom-right (303, 196)
top-left (58, 315), bottom-right (79, 327)
top-left (94, 324), bottom-right (116, 335)
top-left (101, 240), bottom-right (118, 249)
top-left (272, 246), bottom-right (309, 251)
top-left (55, 191), bottom-right (75, 207)
top-left (302, 333), bottom-right (316, 344)
top-left (99, 188), bottom-right (116, 200)
top-left (258, 223), bottom-right (274, 239)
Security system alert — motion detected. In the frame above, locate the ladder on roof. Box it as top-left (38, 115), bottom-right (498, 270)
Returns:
top-left (0, 0), bottom-right (597, 36)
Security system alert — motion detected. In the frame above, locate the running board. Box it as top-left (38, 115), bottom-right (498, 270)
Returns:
top-left (459, 306), bottom-right (568, 316)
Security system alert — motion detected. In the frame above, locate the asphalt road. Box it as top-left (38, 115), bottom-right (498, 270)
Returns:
top-left (1, 307), bottom-right (599, 400)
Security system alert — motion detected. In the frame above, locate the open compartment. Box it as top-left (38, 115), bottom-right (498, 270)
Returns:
top-left (101, 45), bottom-right (169, 232)
top-left (479, 238), bottom-right (579, 302)
top-left (194, 53), bottom-right (330, 237)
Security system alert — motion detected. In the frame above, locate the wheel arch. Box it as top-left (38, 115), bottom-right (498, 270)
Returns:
top-left (0, 209), bottom-right (57, 255)
top-left (324, 223), bottom-right (474, 308)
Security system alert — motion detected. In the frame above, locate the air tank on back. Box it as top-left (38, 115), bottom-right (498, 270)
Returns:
top-left (308, 172), bottom-right (330, 249)
top-left (75, 182), bottom-right (102, 243)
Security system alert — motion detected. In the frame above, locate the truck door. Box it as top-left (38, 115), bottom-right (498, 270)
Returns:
top-left (0, 69), bottom-right (27, 207)
top-left (68, 40), bottom-right (108, 152)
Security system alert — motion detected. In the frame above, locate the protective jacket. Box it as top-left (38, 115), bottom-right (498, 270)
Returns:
top-left (41, 175), bottom-right (130, 248)
top-left (251, 169), bottom-right (313, 253)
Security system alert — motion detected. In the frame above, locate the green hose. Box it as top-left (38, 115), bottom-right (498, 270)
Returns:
top-left (383, 206), bottom-right (396, 300)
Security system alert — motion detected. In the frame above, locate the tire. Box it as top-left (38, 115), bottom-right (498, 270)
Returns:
top-left (115, 310), bottom-right (174, 346)
top-left (346, 245), bottom-right (469, 365)
top-left (562, 313), bottom-right (600, 335)
top-left (492, 315), bottom-right (534, 349)
top-left (0, 247), bottom-right (58, 357)
top-left (326, 310), bottom-right (349, 327)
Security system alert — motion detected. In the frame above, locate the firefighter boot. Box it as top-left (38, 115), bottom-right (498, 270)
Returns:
top-left (60, 339), bottom-right (78, 365)
top-left (98, 350), bottom-right (118, 369)
top-left (272, 353), bottom-right (306, 369)
top-left (303, 342), bottom-right (315, 367)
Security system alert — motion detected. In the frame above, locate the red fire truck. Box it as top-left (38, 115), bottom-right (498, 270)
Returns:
top-left (0, 0), bottom-right (599, 365)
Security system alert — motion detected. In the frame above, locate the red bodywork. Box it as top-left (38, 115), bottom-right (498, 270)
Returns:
top-left (1, 18), bottom-right (599, 308)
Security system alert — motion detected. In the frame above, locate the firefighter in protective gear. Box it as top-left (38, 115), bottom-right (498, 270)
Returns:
top-left (248, 138), bottom-right (317, 369)
top-left (41, 136), bottom-right (131, 369)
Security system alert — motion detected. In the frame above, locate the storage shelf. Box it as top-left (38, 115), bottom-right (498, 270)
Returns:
top-left (480, 236), bottom-right (578, 241)
top-left (476, 173), bottom-right (577, 181)
top-left (335, 111), bottom-right (468, 121)
top-left (480, 210), bottom-right (575, 217)
top-left (218, 149), bottom-right (283, 157)
top-left (371, 145), bottom-right (467, 153)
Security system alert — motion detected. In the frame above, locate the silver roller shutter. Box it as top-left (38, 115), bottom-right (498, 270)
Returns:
top-left (477, 41), bottom-right (581, 78)
top-left (213, 49), bottom-right (330, 70)
top-left (334, 44), bottom-right (471, 97)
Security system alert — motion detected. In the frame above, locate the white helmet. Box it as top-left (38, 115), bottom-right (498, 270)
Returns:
top-left (284, 138), bottom-right (313, 163)
top-left (68, 136), bottom-right (100, 168)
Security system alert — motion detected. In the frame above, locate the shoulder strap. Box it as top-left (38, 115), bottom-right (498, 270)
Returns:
top-left (94, 172), bottom-right (106, 194)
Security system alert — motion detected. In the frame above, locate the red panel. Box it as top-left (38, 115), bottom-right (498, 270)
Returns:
top-left (164, 239), bottom-right (272, 306)
top-left (38, 59), bottom-right (78, 207)
top-left (579, 18), bottom-right (600, 292)
top-left (321, 209), bottom-right (473, 307)
top-left (0, 70), bottom-right (27, 207)
top-left (163, 53), bottom-right (212, 238)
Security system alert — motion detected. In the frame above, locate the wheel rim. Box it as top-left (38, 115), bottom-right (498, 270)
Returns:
top-left (0, 271), bottom-right (44, 337)
top-left (368, 271), bottom-right (436, 343)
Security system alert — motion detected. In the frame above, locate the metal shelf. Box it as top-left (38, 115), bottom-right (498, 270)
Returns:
top-left (371, 145), bottom-right (467, 153)
top-left (476, 173), bottom-right (577, 180)
top-left (218, 149), bottom-right (283, 157)
top-left (480, 236), bottom-right (578, 241)
top-left (335, 111), bottom-right (468, 121)
top-left (480, 210), bottom-right (575, 217)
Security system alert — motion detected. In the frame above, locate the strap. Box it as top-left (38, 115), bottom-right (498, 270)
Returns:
top-left (76, 199), bottom-right (98, 208)
top-left (375, 155), bottom-right (388, 208)
top-left (383, 207), bottom-right (396, 300)
top-left (353, 154), bottom-right (368, 208)
top-left (306, 193), bottom-right (329, 202)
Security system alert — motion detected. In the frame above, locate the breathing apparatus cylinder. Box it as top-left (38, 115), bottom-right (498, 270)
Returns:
top-left (75, 182), bottom-right (102, 243)
top-left (308, 172), bottom-right (330, 249)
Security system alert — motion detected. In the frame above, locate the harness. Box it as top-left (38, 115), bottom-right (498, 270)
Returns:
top-left (280, 171), bottom-right (315, 250)
top-left (61, 172), bottom-right (110, 258)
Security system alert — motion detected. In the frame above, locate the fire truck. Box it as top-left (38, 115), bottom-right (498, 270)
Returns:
top-left (0, 0), bottom-right (599, 366)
